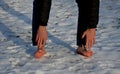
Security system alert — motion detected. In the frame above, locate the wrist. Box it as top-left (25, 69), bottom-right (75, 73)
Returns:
top-left (88, 28), bottom-right (96, 31)
top-left (39, 26), bottom-right (47, 31)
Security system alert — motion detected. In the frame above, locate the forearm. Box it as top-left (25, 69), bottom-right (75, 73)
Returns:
top-left (33, 0), bottom-right (52, 26)
top-left (88, 0), bottom-right (100, 28)
top-left (40, 0), bottom-right (52, 26)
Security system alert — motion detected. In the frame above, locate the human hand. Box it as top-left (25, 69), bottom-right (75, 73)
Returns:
top-left (82, 28), bottom-right (96, 49)
top-left (36, 26), bottom-right (48, 49)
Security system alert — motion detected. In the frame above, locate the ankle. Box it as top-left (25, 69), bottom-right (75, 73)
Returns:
top-left (78, 45), bottom-right (85, 48)
top-left (37, 46), bottom-right (45, 50)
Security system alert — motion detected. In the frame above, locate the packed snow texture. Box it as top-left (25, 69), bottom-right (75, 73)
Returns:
top-left (0, 0), bottom-right (120, 74)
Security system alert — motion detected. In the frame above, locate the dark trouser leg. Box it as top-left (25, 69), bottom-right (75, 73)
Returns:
top-left (32, 0), bottom-right (42, 46)
top-left (76, 1), bottom-right (90, 46)
top-left (32, 0), bottom-right (51, 46)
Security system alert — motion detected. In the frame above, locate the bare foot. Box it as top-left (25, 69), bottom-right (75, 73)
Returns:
top-left (76, 45), bottom-right (93, 58)
top-left (35, 47), bottom-right (46, 59)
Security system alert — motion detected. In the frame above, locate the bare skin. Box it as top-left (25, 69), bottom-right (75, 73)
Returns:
top-left (36, 26), bottom-right (96, 50)
top-left (76, 28), bottom-right (96, 57)
top-left (82, 28), bottom-right (96, 50)
top-left (36, 26), bottom-right (48, 49)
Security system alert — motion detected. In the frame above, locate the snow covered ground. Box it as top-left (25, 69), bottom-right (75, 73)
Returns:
top-left (0, 0), bottom-right (120, 74)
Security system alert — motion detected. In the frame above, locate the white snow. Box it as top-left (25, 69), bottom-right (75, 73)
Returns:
top-left (0, 0), bottom-right (120, 74)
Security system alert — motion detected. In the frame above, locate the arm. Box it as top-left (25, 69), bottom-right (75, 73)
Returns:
top-left (82, 0), bottom-right (99, 49)
top-left (33, 0), bottom-right (52, 26)
top-left (33, 0), bottom-right (52, 48)
top-left (87, 0), bottom-right (99, 28)
top-left (40, 0), bottom-right (52, 26)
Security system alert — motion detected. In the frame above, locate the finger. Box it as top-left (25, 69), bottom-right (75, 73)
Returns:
top-left (37, 38), bottom-right (40, 48)
top-left (36, 34), bottom-right (39, 42)
top-left (38, 38), bottom-right (42, 48)
top-left (88, 40), bottom-right (90, 50)
top-left (86, 38), bottom-right (89, 49)
top-left (89, 40), bottom-right (92, 49)
top-left (93, 37), bottom-right (96, 44)
top-left (82, 32), bottom-right (86, 39)
top-left (88, 42), bottom-right (90, 50)
top-left (88, 39), bottom-right (92, 50)
top-left (40, 38), bottom-right (43, 48)
top-left (42, 39), bottom-right (46, 47)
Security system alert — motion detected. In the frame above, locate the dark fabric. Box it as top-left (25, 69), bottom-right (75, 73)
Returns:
top-left (32, 0), bottom-right (99, 46)
top-left (32, 0), bottom-right (52, 45)
top-left (32, 0), bottom-right (52, 26)
top-left (76, 0), bottom-right (99, 46)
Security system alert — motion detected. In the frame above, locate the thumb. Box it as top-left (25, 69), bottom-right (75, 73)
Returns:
top-left (82, 32), bottom-right (86, 39)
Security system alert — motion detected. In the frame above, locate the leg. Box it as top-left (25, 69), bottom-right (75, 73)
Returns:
top-left (32, 0), bottom-right (52, 46)
top-left (32, 0), bottom-right (52, 59)
top-left (76, 0), bottom-right (94, 57)
top-left (32, 0), bottom-right (42, 46)
top-left (76, 0), bottom-right (90, 46)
